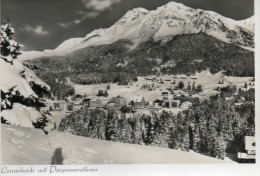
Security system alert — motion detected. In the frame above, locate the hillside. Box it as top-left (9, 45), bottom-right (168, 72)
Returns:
top-left (29, 33), bottom-right (254, 91)
top-left (1, 124), bottom-right (233, 164)
top-left (72, 70), bottom-right (254, 101)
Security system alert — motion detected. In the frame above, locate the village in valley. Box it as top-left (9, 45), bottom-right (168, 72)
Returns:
top-left (40, 71), bottom-right (255, 116)
top-left (39, 76), bottom-right (202, 115)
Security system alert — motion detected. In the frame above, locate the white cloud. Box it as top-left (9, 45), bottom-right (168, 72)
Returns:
top-left (57, 22), bottom-right (71, 28)
top-left (58, 0), bottom-right (119, 28)
top-left (58, 11), bottom-right (99, 28)
top-left (21, 25), bottom-right (49, 35)
top-left (81, 0), bottom-right (121, 11)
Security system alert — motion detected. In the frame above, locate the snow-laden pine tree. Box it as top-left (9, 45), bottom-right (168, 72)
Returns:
top-left (0, 24), bottom-right (21, 64)
top-left (132, 115), bottom-right (144, 145)
top-left (151, 111), bottom-right (171, 148)
top-left (214, 133), bottom-right (227, 160)
top-left (0, 24), bottom-right (52, 129)
top-left (193, 128), bottom-right (201, 152)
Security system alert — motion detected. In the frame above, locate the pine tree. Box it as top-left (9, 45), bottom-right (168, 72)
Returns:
top-left (0, 24), bottom-right (21, 64)
top-left (182, 129), bottom-right (190, 151)
top-left (120, 117), bottom-right (132, 143)
top-left (104, 90), bottom-right (108, 97)
top-left (214, 133), bottom-right (227, 160)
top-left (192, 82), bottom-right (196, 91)
top-left (244, 82), bottom-right (248, 89)
top-left (193, 128), bottom-right (201, 152)
top-left (151, 111), bottom-right (171, 148)
top-left (0, 24), bottom-right (52, 129)
top-left (132, 117), bottom-right (144, 145)
top-left (178, 81), bottom-right (185, 90)
top-left (187, 82), bottom-right (192, 92)
top-left (105, 110), bottom-right (119, 141)
top-left (196, 85), bottom-right (203, 93)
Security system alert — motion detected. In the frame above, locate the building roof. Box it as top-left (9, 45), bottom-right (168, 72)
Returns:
top-left (245, 136), bottom-right (255, 151)
top-left (172, 100), bottom-right (180, 103)
top-left (73, 105), bottom-right (83, 109)
top-left (116, 95), bottom-right (125, 98)
top-left (182, 101), bottom-right (192, 105)
top-left (192, 94), bottom-right (200, 98)
top-left (90, 98), bottom-right (101, 102)
top-left (132, 96), bottom-right (144, 102)
top-left (235, 103), bottom-right (243, 106)
top-left (107, 103), bottom-right (116, 107)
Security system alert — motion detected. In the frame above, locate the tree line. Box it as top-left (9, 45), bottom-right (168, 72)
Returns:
top-left (58, 87), bottom-right (255, 160)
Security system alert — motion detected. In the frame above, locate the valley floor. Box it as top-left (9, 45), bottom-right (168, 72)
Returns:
top-left (73, 70), bottom-right (253, 102)
top-left (1, 124), bottom-right (234, 165)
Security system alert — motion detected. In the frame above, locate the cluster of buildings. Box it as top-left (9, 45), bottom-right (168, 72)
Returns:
top-left (40, 91), bottom-right (193, 113)
top-left (40, 95), bottom-right (128, 113)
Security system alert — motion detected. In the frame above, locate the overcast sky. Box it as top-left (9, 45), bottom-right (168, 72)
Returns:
top-left (2, 0), bottom-right (254, 51)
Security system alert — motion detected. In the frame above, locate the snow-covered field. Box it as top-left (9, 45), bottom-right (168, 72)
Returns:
top-left (73, 70), bottom-right (253, 101)
top-left (1, 124), bottom-right (234, 165)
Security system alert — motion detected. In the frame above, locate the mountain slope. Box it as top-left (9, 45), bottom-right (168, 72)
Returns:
top-left (1, 124), bottom-right (233, 164)
top-left (19, 2), bottom-right (254, 61)
top-left (30, 33), bottom-right (254, 88)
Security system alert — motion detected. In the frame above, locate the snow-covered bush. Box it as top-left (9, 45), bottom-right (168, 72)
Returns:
top-left (0, 24), bottom-right (53, 130)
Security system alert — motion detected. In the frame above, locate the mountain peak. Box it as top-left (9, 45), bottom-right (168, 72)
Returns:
top-left (115, 7), bottom-right (149, 26)
top-left (19, 2), bottom-right (254, 61)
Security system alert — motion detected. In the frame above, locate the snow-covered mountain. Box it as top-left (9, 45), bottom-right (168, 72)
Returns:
top-left (18, 2), bottom-right (254, 61)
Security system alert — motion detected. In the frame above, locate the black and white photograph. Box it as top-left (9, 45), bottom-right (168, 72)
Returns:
top-left (0, 0), bottom-right (259, 175)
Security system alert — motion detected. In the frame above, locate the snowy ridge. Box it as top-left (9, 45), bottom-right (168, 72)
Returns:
top-left (55, 37), bottom-right (85, 53)
top-left (239, 16), bottom-right (254, 31)
top-left (18, 2), bottom-right (254, 61)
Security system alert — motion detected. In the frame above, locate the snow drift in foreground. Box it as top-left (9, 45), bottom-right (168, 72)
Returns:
top-left (18, 2), bottom-right (254, 61)
top-left (0, 104), bottom-right (42, 127)
top-left (1, 124), bottom-right (234, 165)
top-left (0, 59), bottom-right (49, 98)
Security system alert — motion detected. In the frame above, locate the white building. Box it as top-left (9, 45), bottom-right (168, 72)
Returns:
top-left (180, 101), bottom-right (192, 109)
top-left (40, 106), bottom-right (50, 112)
top-left (237, 136), bottom-right (255, 163)
top-left (73, 98), bottom-right (83, 105)
top-left (73, 105), bottom-right (83, 112)
top-left (131, 96), bottom-right (146, 109)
